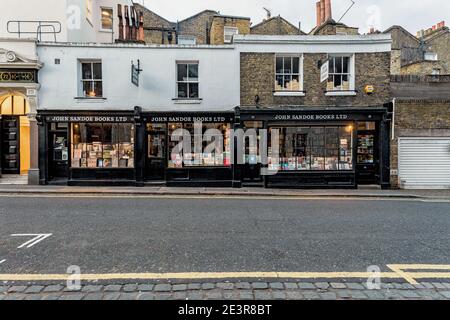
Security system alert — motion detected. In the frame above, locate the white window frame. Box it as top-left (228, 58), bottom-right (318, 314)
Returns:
top-left (224, 27), bottom-right (238, 43)
top-left (325, 54), bottom-right (356, 96)
top-left (100, 7), bottom-right (113, 32)
top-left (79, 60), bottom-right (103, 98)
top-left (176, 61), bottom-right (200, 100)
top-left (274, 54), bottom-right (304, 96)
top-left (425, 52), bottom-right (438, 61)
top-left (177, 35), bottom-right (197, 45)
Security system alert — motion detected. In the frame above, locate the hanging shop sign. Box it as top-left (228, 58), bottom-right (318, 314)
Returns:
top-left (0, 69), bottom-right (37, 83)
top-left (131, 60), bottom-right (142, 87)
top-left (320, 62), bottom-right (329, 83)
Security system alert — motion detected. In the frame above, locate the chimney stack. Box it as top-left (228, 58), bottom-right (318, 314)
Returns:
top-left (316, 2), bottom-right (322, 26)
top-left (324, 0), bottom-right (332, 21)
top-left (320, 0), bottom-right (326, 24)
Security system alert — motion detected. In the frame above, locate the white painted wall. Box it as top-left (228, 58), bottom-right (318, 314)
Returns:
top-left (37, 44), bottom-right (240, 112)
top-left (0, 0), bottom-right (133, 43)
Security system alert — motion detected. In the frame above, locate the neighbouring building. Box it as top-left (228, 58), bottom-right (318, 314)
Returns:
top-left (250, 15), bottom-right (305, 36)
top-left (135, 3), bottom-right (251, 45)
top-left (386, 22), bottom-right (450, 189)
top-left (0, 0), bottom-right (141, 184)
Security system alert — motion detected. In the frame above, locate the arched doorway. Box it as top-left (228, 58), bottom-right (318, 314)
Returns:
top-left (0, 95), bottom-right (31, 175)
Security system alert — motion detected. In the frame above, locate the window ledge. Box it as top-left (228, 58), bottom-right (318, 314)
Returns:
top-left (74, 97), bottom-right (107, 103)
top-left (172, 98), bottom-right (203, 104)
top-left (325, 91), bottom-right (357, 97)
top-left (273, 91), bottom-right (305, 97)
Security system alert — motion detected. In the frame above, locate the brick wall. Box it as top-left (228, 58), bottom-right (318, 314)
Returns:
top-left (425, 32), bottom-right (450, 74)
top-left (178, 11), bottom-right (217, 44)
top-left (250, 17), bottom-right (301, 35)
top-left (400, 60), bottom-right (448, 75)
top-left (240, 52), bottom-right (391, 107)
top-left (210, 16), bottom-right (250, 45)
top-left (135, 3), bottom-right (175, 44)
top-left (390, 99), bottom-right (450, 187)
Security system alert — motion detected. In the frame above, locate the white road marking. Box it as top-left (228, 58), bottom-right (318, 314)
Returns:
top-left (11, 234), bottom-right (53, 249)
top-left (0, 259), bottom-right (5, 265)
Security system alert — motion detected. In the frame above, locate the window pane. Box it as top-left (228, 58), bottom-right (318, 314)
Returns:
top-left (188, 64), bottom-right (198, 81)
top-left (82, 63), bottom-right (92, 79)
top-left (334, 75), bottom-right (342, 89)
top-left (177, 64), bottom-right (188, 82)
top-left (93, 63), bottom-right (102, 79)
top-left (189, 83), bottom-right (199, 98)
top-left (329, 57), bottom-right (335, 74)
top-left (343, 57), bottom-right (349, 74)
top-left (335, 57), bottom-right (343, 73)
top-left (283, 76), bottom-right (291, 90)
top-left (283, 57), bottom-right (291, 73)
top-left (275, 75), bottom-right (283, 91)
top-left (101, 8), bottom-right (113, 30)
top-left (93, 81), bottom-right (103, 97)
top-left (342, 75), bottom-right (349, 90)
top-left (178, 83), bottom-right (188, 98)
top-left (291, 75), bottom-right (300, 91)
top-left (276, 57), bottom-right (284, 74)
top-left (292, 57), bottom-right (300, 73)
top-left (82, 81), bottom-right (92, 96)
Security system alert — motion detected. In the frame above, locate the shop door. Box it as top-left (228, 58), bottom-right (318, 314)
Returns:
top-left (1, 116), bottom-right (20, 174)
top-left (356, 122), bottom-right (380, 185)
top-left (146, 125), bottom-right (166, 181)
top-left (48, 132), bottom-right (68, 179)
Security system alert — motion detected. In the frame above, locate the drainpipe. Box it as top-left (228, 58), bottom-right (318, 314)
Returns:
top-left (391, 98), bottom-right (396, 140)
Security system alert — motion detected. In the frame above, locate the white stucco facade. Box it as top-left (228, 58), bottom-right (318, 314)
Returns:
top-left (37, 43), bottom-right (240, 112)
top-left (0, 0), bottom-right (133, 43)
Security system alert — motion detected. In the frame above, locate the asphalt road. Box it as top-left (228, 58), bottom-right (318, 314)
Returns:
top-left (0, 195), bottom-right (449, 274)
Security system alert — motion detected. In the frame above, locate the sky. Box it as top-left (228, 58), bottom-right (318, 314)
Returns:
top-left (133, 0), bottom-right (449, 34)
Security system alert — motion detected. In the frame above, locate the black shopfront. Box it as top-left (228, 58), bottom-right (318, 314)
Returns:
top-left (136, 112), bottom-right (235, 187)
top-left (234, 106), bottom-right (391, 189)
top-left (38, 111), bottom-right (136, 186)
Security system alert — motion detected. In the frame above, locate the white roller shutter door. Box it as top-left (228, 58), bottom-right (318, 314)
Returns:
top-left (398, 137), bottom-right (450, 189)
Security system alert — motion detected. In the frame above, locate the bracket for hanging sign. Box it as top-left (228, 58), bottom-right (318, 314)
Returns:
top-left (131, 59), bottom-right (142, 87)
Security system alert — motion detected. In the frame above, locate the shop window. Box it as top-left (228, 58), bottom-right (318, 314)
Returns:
top-left (224, 27), bottom-right (238, 43)
top-left (71, 123), bottom-right (134, 168)
top-left (101, 7), bottom-right (113, 31)
top-left (168, 122), bottom-right (231, 168)
top-left (176, 62), bottom-right (199, 99)
top-left (269, 126), bottom-right (353, 171)
top-left (275, 56), bottom-right (303, 92)
top-left (327, 55), bottom-right (353, 92)
top-left (80, 61), bottom-right (103, 98)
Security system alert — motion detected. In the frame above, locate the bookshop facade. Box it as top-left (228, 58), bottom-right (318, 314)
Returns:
top-left (236, 106), bottom-right (391, 189)
top-left (37, 110), bottom-right (136, 186)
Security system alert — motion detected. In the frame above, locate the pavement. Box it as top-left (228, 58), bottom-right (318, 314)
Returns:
top-left (0, 185), bottom-right (449, 199)
top-left (2, 280), bottom-right (450, 300)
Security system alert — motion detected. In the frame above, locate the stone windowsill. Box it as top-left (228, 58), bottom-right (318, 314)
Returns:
top-left (172, 98), bottom-right (203, 104)
top-left (325, 91), bottom-right (357, 97)
top-left (273, 91), bottom-right (306, 97)
top-left (74, 97), bottom-right (107, 103)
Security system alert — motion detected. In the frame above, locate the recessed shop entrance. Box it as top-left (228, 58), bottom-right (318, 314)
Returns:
top-left (356, 121), bottom-right (380, 185)
top-left (0, 95), bottom-right (30, 176)
top-left (145, 123), bottom-right (166, 181)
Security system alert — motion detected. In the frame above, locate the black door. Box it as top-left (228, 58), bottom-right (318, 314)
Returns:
top-left (48, 131), bottom-right (69, 179)
top-left (145, 127), bottom-right (166, 181)
top-left (1, 116), bottom-right (20, 174)
top-left (356, 122), bottom-right (380, 185)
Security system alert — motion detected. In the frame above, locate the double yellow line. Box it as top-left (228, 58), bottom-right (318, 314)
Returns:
top-left (1, 265), bottom-right (449, 284)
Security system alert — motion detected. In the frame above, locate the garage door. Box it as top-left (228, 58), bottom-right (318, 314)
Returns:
top-left (399, 137), bottom-right (450, 189)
